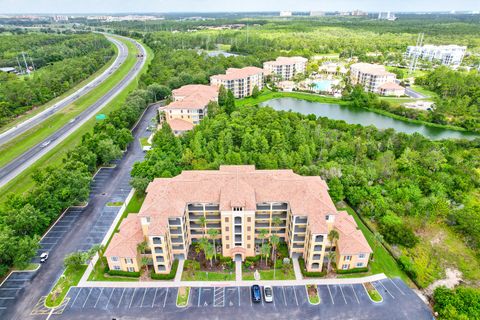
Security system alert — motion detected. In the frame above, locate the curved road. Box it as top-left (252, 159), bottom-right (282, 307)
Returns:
top-left (0, 34), bottom-right (147, 188)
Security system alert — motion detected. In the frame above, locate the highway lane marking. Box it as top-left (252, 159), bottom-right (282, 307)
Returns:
top-left (117, 288), bottom-right (125, 308)
top-left (339, 285), bottom-right (347, 304)
top-left (93, 288), bottom-right (103, 308)
top-left (351, 284), bottom-right (360, 304)
top-left (140, 288), bottom-right (147, 307)
top-left (82, 288), bottom-right (92, 308)
top-left (327, 285), bottom-right (334, 304)
top-left (163, 288), bottom-right (168, 308)
top-left (129, 288), bottom-right (137, 308)
top-left (152, 288), bottom-right (158, 308)
top-left (389, 278), bottom-right (405, 295)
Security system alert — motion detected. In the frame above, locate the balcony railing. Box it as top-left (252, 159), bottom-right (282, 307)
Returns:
top-left (190, 223), bottom-right (203, 229)
top-left (171, 237), bottom-right (184, 243)
top-left (255, 223), bottom-right (269, 228)
top-left (187, 204), bottom-right (203, 211)
top-left (205, 214), bottom-right (221, 220)
top-left (152, 237), bottom-right (162, 245)
top-left (293, 235), bottom-right (305, 242)
top-left (292, 243), bottom-right (304, 249)
top-left (295, 217), bottom-right (308, 224)
top-left (168, 218), bottom-right (181, 226)
top-left (256, 204), bottom-right (270, 210)
top-left (169, 228), bottom-right (182, 234)
top-left (255, 214), bottom-right (270, 219)
top-left (272, 204), bottom-right (288, 210)
top-left (294, 227), bottom-right (307, 233)
top-left (207, 223), bottom-right (221, 229)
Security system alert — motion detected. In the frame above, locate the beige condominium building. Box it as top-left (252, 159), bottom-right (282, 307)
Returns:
top-left (105, 165), bottom-right (372, 275)
top-left (263, 56), bottom-right (308, 80)
top-left (158, 84), bottom-right (218, 135)
top-left (350, 63), bottom-right (404, 96)
top-left (210, 67), bottom-right (264, 98)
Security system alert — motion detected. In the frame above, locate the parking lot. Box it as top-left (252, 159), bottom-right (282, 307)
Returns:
top-left (49, 278), bottom-right (432, 320)
top-left (0, 271), bottom-right (36, 317)
top-left (76, 206), bottom-right (120, 251)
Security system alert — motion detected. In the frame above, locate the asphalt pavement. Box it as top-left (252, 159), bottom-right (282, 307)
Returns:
top-left (0, 103), bottom-right (158, 320)
top-left (0, 34), bottom-right (147, 188)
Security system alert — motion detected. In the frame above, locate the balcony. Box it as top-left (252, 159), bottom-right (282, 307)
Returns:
top-left (187, 204), bottom-right (203, 211)
top-left (205, 205), bottom-right (220, 211)
top-left (255, 213), bottom-right (270, 220)
top-left (255, 223), bottom-right (269, 228)
top-left (234, 225), bottom-right (241, 233)
top-left (168, 218), bottom-right (181, 226)
top-left (294, 226), bottom-right (306, 233)
top-left (272, 203), bottom-right (288, 210)
top-left (190, 230), bottom-right (203, 236)
top-left (256, 204), bottom-right (270, 210)
top-left (207, 223), bottom-right (221, 229)
top-left (235, 235), bottom-right (242, 242)
top-left (205, 214), bottom-right (220, 220)
top-left (156, 256), bottom-right (165, 263)
top-left (313, 254), bottom-right (321, 261)
top-left (172, 244), bottom-right (184, 250)
top-left (189, 223), bottom-right (202, 229)
top-left (169, 228), bottom-right (182, 234)
top-left (293, 235), bottom-right (305, 242)
top-left (292, 243), bottom-right (304, 249)
top-left (295, 217), bottom-right (308, 224)
top-left (314, 245), bottom-right (323, 252)
top-left (152, 237), bottom-right (162, 245)
top-left (154, 247), bottom-right (163, 254)
top-left (188, 213), bottom-right (203, 220)
top-left (315, 235), bottom-right (324, 243)
top-left (171, 237), bottom-right (184, 244)
top-left (272, 212), bottom-right (287, 219)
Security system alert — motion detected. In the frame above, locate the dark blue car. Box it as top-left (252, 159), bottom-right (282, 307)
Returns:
top-left (251, 285), bottom-right (261, 303)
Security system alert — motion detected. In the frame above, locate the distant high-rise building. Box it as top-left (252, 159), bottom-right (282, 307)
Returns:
top-left (280, 11), bottom-right (292, 17)
top-left (351, 10), bottom-right (367, 16)
top-left (310, 11), bottom-right (325, 17)
top-left (378, 12), bottom-right (397, 21)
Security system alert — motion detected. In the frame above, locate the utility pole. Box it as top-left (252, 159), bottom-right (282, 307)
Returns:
top-left (409, 33), bottom-right (424, 75)
top-left (16, 56), bottom-right (23, 74)
top-left (21, 52), bottom-right (30, 75)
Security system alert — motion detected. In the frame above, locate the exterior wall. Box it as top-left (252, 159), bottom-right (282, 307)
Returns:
top-left (107, 254), bottom-right (141, 273)
top-left (336, 252), bottom-right (371, 270)
top-left (264, 59), bottom-right (307, 81)
top-left (210, 73), bottom-right (264, 99)
top-left (350, 67), bottom-right (396, 94)
top-left (164, 107), bottom-right (206, 125)
top-left (379, 88), bottom-right (405, 97)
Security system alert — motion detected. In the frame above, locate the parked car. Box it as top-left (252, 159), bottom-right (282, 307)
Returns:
top-left (40, 252), bottom-right (49, 263)
top-left (251, 285), bottom-right (261, 303)
top-left (263, 285), bottom-right (273, 303)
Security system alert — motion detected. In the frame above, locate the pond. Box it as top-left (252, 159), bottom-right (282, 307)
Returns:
top-left (260, 97), bottom-right (479, 140)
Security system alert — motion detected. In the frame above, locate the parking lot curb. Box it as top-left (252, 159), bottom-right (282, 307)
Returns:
top-left (305, 285), bottom-right (320, 305)
top-left (362, 283), bottom-right (383, 304)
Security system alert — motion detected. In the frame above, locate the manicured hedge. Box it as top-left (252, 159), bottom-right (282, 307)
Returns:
top-left (150, 259), bottom-right (178, 280)
top-left (299, 258), bottom-right (326, 277)
top-left (336, 267), bottom-right (369, 274)
top-left (107, 270), bottom-right (140, 277)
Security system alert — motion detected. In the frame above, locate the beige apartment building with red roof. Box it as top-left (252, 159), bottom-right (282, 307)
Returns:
top-left (210, 67), bottom-right (264, 98)
top-left (350, 62), bottom-right (404, 96)
top-left (105, 166), bottom-right (372, 275)
top-left (159, 84), bottom-right (218, 135)
top-left (263, 56), bottom-right (308, 80)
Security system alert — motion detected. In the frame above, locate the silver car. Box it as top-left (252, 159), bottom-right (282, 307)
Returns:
top-left (263, 285), bottom-right (273, 303)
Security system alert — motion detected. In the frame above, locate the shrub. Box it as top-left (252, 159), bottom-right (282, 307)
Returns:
top-left (397, 255), bottom-right (418, 280)
top-left (107, 270), bottom-right (140, 277)
top-left (434, 286), bottom-right (480, 320)
top-left (336, 267), bottom-right (369, 274)
top-left (378, 212), bottom-right (418, 248)
top-left (299, 258), bottom-right (326, 277)
top-left (150, 259), bottom-right (178, 280)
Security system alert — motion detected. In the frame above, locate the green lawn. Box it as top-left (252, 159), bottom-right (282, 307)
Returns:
top-left (181, 266), bottom-right (235, 281)
top-left (0, 36), bottom-right (137, 169)
top-left (0, 39), bottom-right (153, 202)
top-left (410, 85), bottom-right (438, 98)
top-left (45, 265), bottom-right (87, 307)
top-left (337, 205), bottom-right (412, 285)
top-left (236, 89), bottom-right (350, 108)
top-left (139, 137), bottom-right (150, 147)
top-left (0, 42), bottom-right (118, 135)
top-left (365, 283), bottom-right (382, 302)
top-left (88, 258), bottom-right (138, 282)
top-left (243, 261), bottom-right (295, 280)
top-left (177, 287), bottom-right (190, 306)
top-left (306, 285), bottom-right (320, 304)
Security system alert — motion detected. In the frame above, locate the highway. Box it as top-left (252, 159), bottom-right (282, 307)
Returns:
top-left (0, 34), bottom-right (147, 188)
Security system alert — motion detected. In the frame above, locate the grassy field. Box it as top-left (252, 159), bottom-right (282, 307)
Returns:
top-left (45, 265), bottom-right (87, 307)
top-left (176, 287), bottom-right (190, 307)
top-left (243, 261), bottom-right (296, 280)
top-left (0, 37), bottom-right (137, 168)
top-left (0, 42), bottom-right (118, 135)
top-left (88, 258), bottom-right (139, 282)
top-left (336, 205), bottom-right (412, 285)
top-left (410, 85), bottom-right (438, 98)
top-left (0, 39), bottom-right (153, 203)
top-left (181, 270), bottom-right (236, 281)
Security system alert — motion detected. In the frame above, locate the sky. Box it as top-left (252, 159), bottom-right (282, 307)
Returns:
top-left (0, 0), bottom-right (479, 14)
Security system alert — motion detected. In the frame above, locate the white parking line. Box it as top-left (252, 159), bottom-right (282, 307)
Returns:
top-left (152, 288), bottom-right (158, 308)
top-left (351, 284), bottom-right (360, 304)
top-left (140, 288), bottom-right (147, 307)
top-left (0, 307), bottom-right (6, 310)
top-left (117, 288), bottom-right (125, 308)
top-left (327, 285), bottom-right (334, 304)
top-left (339, 285), bottom-right (347, 304)
top-left (0, 297), bottom-right (14, 299)
top-left (282, 287), bottom-right (287, 306)
top-left (82, 288), bottom-right (92, 308)
top-left (292, 286), bottom-right (298, 306)
top-left (163, 288), bottom-right (169, 308)
top-left (71, 289), bottom-right (82, 307)
top-left (198, 288), bottom-right (202, 307)
top-left (389, 278), bottom-right (405, 295)
top-left (378, 281), bottom-right (395, 299)
top-left (129, 288), bottom-right (137, 308)
top-left (237, 287), bottom-right (240, 306)
top-left (93, 288), bottom-right (103, 308)
top-left (106, 288), bottom-right (115, 309)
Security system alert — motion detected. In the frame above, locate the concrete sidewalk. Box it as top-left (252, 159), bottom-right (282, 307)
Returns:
top-left (292, 257), bottom-right (303, 280)
top-left (79, 273), bottom-right (387, 288)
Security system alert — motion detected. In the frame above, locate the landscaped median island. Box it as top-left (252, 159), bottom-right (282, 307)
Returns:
top-left (46, 265), bottom-right (87, 308)
top-left (364, 282), bottom-right (383, 302)
top-left (176, 287), bottom-right (190, 307)
top-left (306, 284), bottom-right (320, 305)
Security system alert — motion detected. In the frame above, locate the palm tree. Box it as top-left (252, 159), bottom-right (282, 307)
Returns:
top-left (327, 229), bottom-right (340, 273)
top-left (272, 216), bottom-right (282, 230)
top-left (327, 251), bottom-right (336, 273)
top-left (205, 242), bottom-right (215, 268)
top-left (87, 244), bottom-right (102, 268)
top-left (137, 241), bottom-right (148, 255)
top-left (259, 229), bottom-right (268, 264)
top-left (141, 256), bottom-right (152, 274)
top-left (270, 235), bottom-right (280, 279)
top-left (208, 229), bottom-right (219, 261)
top-left (261, 242), bottom-right (271, 268)
top-left (199, 216), bottom-right (207, 236)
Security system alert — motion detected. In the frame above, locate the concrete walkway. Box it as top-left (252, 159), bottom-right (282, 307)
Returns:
top-left (79, 273), bottom-right (387, 288)
top-left (235, 260), bottom-right (242, 282)
top-left (174, 259), bottom-right (185, 282)
top-left (292, 257), bottom-right (303, 280)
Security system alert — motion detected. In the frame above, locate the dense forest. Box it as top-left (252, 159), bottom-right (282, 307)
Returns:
top-left (0, 32), bottom-right (114, 127)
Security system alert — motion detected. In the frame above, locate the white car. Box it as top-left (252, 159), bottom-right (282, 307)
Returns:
top-left (41, 140), bottom-right (51, 148)
top-left (263, 285), bottom-right (273, 303)
top-left (40, 252), bottom-right (49, 263)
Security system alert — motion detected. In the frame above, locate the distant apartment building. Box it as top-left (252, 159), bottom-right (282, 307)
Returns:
top-left (406, 45), bottom-right (466, 66)
top-left (350, 63), bottom-right (404, 96)
top-left (263, 56), bottom-right (308, 81)
top-left (159, 84), bottom-right (218, 135)
top-left (280, 11), bottom-right (293, 17)
top-left (378, 12), bottom-right (397, 21)
top-left (210, 67), bottom-right (264, 98)
top-left (105, 165), bottom-right (372, 275)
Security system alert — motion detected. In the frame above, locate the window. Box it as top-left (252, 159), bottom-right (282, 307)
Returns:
top-left (315, 235), bottom-right (324, 242)
top-left (226, 244), bottom-right (230, 249)
top-left (247, 217), bottom-right (251, 222)
top-left (247, 226), bottom-right (251, 231)
top-left (225, 217), bottom-right (229, 223)
top-left (356, 263), bottom-right (364, 268)
top-left (225, 227), bottom-right (229, 232)
top-left (111, 256), bottom-right (119, 262)
top-left (247, 236), bottom-right (251, 240)
top-left (247, 244), bottom-right (251, 249)
top-left (127, 267), bottom-right (135, 272)
top-left (342, 264), bottom-right (349, 270)
top-left (344, 256), bottom-right (352, 261)
top-left (125, 258), bottom-right (133, 264)
top-left (359, 253), bottom-right (366, 259)
top-left (113, 265), bottom-right (121, 270)
top-left (226, 236), bottom-right (229, 241)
